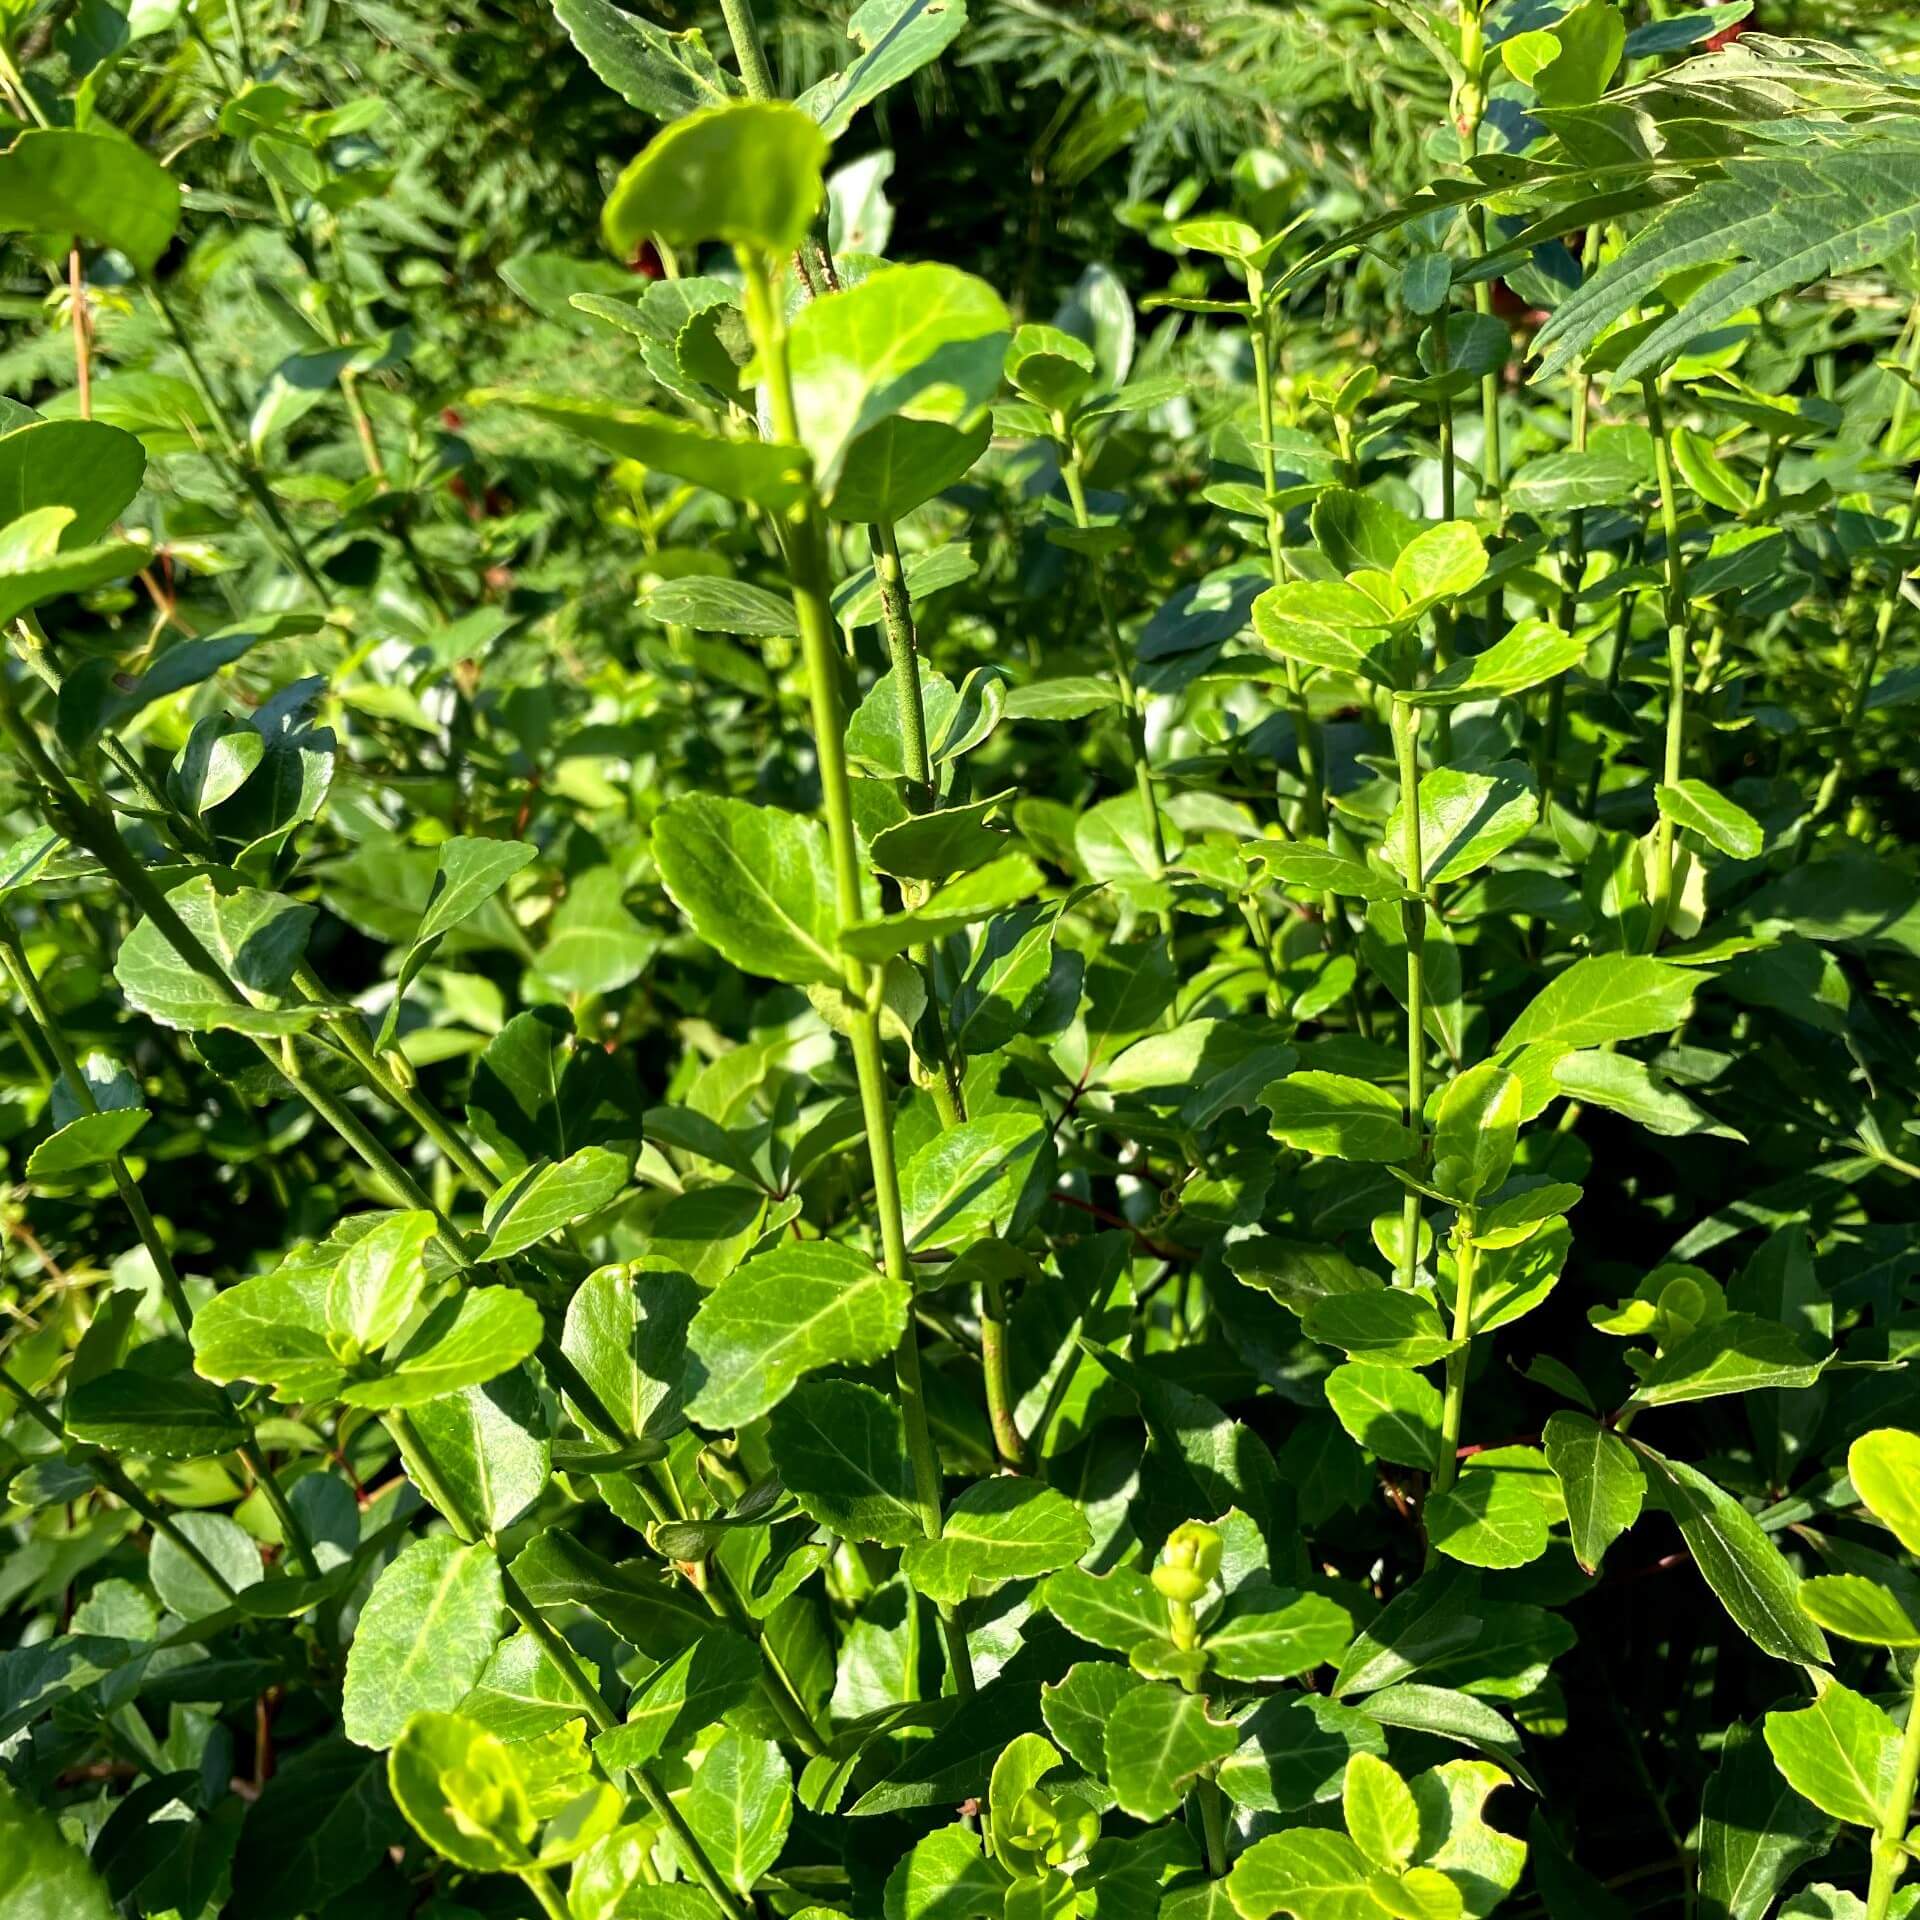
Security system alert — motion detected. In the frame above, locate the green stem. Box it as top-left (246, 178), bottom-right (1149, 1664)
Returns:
top-left (1194, 1771), bottom-right (1230, 1877)
top-left (1059, 433), bottom-right (1167, 868)
top-left (0, 1364), bottom-right (241, 1600)
top-left (741, 250), bottom-right (970, 1693)
top-left (0, 913), bottom-right (198, 1339)
top-left (1642, 376), bottom-right (1691, 947)
top-left (1813, 463), bottom-right (1920, 833)
top-left (1249, 299), bottom-right (1323, 832)
top-left (239, 1435), bottom-right (323, 1579)
top-left (1536, 360), bottom-right (1588, 829)
top-left (497, 1562), bottom-right (748, 1920)
top-left (523, 1869), bottom-right (572, 1920)
top-left (1391, 700), bottom-right (1427, 1292)
top-left (144, 281), bottom-right (329, 601)
top-left (1431, 304), bottom-right (1457, 764)
top-left (1867, 1660), bottom-right (1920, 1920)
top-left (1430, 1224), bottom-right (1478, 1506)
top-left (717, 0), bottom-right (778, 99)
top-left (872, 521), bottom-right (934, 807)
top-left (980, 1276), bottom-right (1025, 1469)
top-left (291, 963), bottom-right (500, 1195)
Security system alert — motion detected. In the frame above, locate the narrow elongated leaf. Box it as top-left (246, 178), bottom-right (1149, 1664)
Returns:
top-left (552, 0), bottom-right (736, 120)
top-left (1633, 1443), bottom-right (1829, 1665)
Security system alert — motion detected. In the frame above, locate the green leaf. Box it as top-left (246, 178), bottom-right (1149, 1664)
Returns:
top-left (1549, 1050), bottom-right (1745, 1140)
top-left (343, 1287), bottom-right (544, 1410)
top-left (470, 388), bottom-right (808, 509)
top-left (1700, 1716), bottom-right (1839, 1920)
top-left (0, 419), bottom-right (145, 546)
top-left (603, 101), bottom-right (827, 256)
top-left (1541, 1411), bottom-right (1643, 1574)
top-left (0, 1776), bottom-right (118, 1920)
top-left (400, 1375), bottom-right (550, 1541)
top-left (1657, 780), bottom-right (1764, 859)
top-left (552, 0), bottom-right (736, 120)
top-left (1849, 1429), bottom-right (1920, 1556)
top-left (871, 790), bottom-right (1012, 882)
top-left (115, 875), bottom-right (318, 1037)
top-left (1333, 1565), bottom-right (1482, 1698)
top-left (1248, 843), bottom-right (1406, 902)
top-left (1627, 1313), bottom-right (1829, 1408)
top-left (481, 1146), bottom-right (631, 1259)
top-left (1391, 521), bottom-right (1488, 614)
top-left (559, 1261), bottom-right (698, 1446)
top-left (669, 1729), bottom-right (792, 1895)
top-left (1535, 129), bottom-right (1920, 384)
top-left (1799, 1575), bottom-right (1920, 1647)
top-left (1219, 1694), bottom-right (1388, 1815)
top-left (327, 1210), bottom-right (434, 1358)
top-left (151, 1509), bottom-right (264, 1618)
top-left (1426, 1460), bottom-right (1553, 1570)
top-left (1326, 1362), bottom-right (1444, 1471)
top-left (1385, 761), bottom-right (1539, 888)
top-left (228, 1738), bottom-right (406, 1920)
top-left (65, 1367), bottom-right (246, 1459)
top-left (1229, 1829), bottom-right (1385, 1919)
top-left (388, 1710), bottom-right (533, 1871)
top-left (1303, 1290), bottom-right (1456, 1367)
top-left (1205, 1584), bottom-right (1354, 1681)
top-left (0, 514), bottom-right (147, 625)
top-left (902, 1477), bottom-right (1092, 1605)
top-left (684, 1241), bottom-right (910, 1428)
top-left (899, 1112), bottom-right (1047, 1250)
top-left (1409, 1759), bottom-right (1526, 1918)
top-left (885, 1822), bottom-right (1009, 1920)
top-left (1252, 579), bottom-right (1403, 686)
top-left (653, 794), bottom-right (843, 987)
top-left (1346, 1752), bottom-right (1421, 1872)
top-left (1430, 1063), bottom-right (1521, 1204)
top-left (787, 263), bottom-right (1008, 491)
top-left (343, 1537), bottom-right (505, 1750)
top-left (1496, 954), bottom-right (1696, 1056)
top-left (643, 575), bottom-right (796, 636)
top-left (594, 1631), bottom-right (760, 1772)
top-left (796, 0), bottom-right (971, 140)
top-left (1763, 1677), bottom-right (1904, 1830)
top-left (0, 129), bottom-right (181, 272)
top-left (1104, 1682), bottom-right (1239, 1822)
top-left (1041, 1662), bottom-right (1147, 1781)
top-left (1039, 1563), bottom-right (1168, 1656)
top-left (26, 1107), bottom-right (151, 1177)
top-left (768, 1380), bottom-right (922, 1546)
top-left (1632, 1443), bottom-right (1829, 1665)
top-left (1404, 619), bottom-right (1587, 707)
top-left (1264, 1071), bottom-right (1415, 1162)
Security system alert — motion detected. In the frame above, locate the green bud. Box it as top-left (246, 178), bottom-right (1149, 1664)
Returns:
top-left (1151, 1521), bottom-right (1223, 1604)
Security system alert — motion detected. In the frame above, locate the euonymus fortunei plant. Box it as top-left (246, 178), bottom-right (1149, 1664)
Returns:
top-left (5, 1), bottom-right (1920, 1919)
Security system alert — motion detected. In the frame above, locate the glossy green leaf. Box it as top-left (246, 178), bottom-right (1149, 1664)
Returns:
top-left (1104, 1682), bottom-right (1239, 1822)
top-left (654, 794), bottom-right (843, 988)
top-left (685, 1241), bottom-right (910, 1428)
top-left (902, 1477), bottom-right (1092, 1605)
top-left (344, 1537), bottom-right (505, 1750)
top-left (1541, 1411), bottom-right (1643, 1574)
